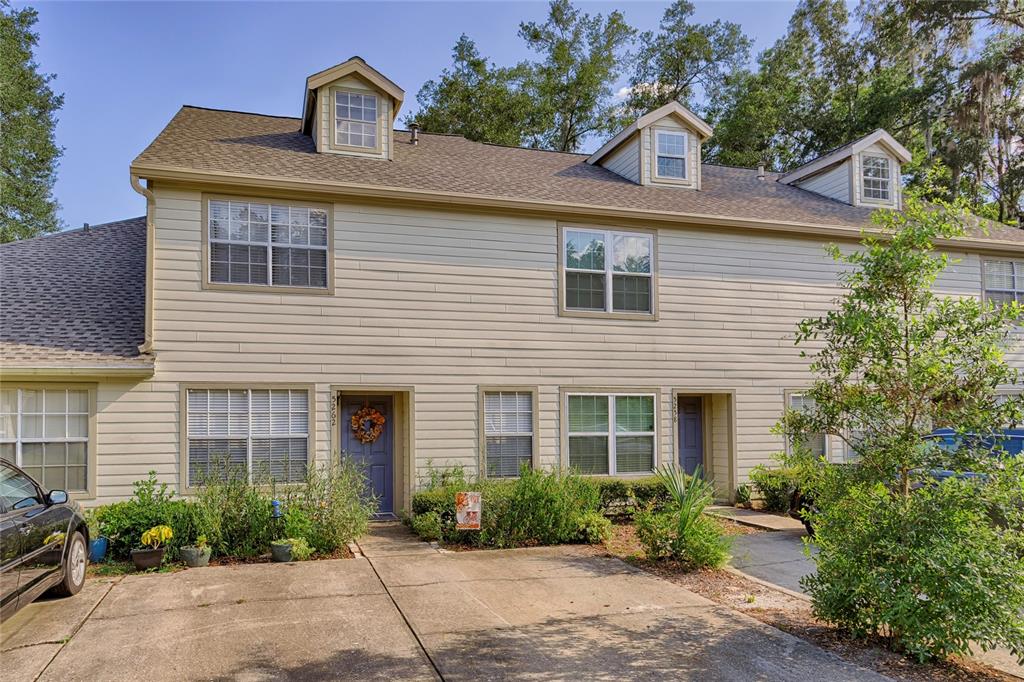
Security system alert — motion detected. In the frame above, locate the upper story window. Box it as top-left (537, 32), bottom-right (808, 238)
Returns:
top-left (655, 130), bottom-right (687, 180)
top-left (562, 227), bottom-right (654, 316)
top-left (334, 90), bottom-right (378, 149)
top-left (207, 199), bottom-right (329, 290)
top-left (984, 260), bottom-right (1024, 306)
top-left (862, 155), bottom-right (891, 201)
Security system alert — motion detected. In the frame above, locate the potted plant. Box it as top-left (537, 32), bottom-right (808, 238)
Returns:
top-left (180, 534), bottom-right (211, 568)
top-left (85, 509), bottom-right (109, 563)
top-left (131, 525), bottom-right (172, 570)
top-left (270, 537), bottom-right (312, 563)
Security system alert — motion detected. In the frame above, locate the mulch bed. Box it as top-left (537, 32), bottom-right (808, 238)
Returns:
top-left (598, 523), bottom-right (1015, 682)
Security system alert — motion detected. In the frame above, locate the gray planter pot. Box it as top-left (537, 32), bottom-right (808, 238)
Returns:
top-left (181, 546), bottom-right (211, 568)
top-left (130, 547), bottom-right (165, 571)
top-left (271, 542), bottom-right (293, 562)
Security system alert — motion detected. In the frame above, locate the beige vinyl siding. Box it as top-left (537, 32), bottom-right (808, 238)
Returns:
top-left (641, 116), bottom-right (700, 188)
top-left (601, 137), bottom-right (641, 184)
top-left (710, 393), bottom-right (731, 494)
top-left (80, 185), bottom-right (995, 503)
top-left (796, 161), bottom-right (850, 204)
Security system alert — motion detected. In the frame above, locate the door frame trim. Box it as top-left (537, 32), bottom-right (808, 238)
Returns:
top-left (329, 385), bottom-right (415, 514)
top-left (671, 388), bottom-right (737, 502)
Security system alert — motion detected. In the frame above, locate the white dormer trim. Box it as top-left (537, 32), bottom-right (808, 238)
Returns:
top-left (300, 57), bottom-right (404, 138)
top-left (778, 129), bottom-right (911, 186)
top-left (586, 101), bottom-right (713, 167)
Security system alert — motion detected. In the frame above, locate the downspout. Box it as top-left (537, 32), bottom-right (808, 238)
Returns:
top-left (130, 173), bottom-right (155, 355)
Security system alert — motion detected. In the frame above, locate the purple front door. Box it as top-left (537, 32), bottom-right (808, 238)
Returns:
top-left (678, 396), bottom-right (704, 476)
top-left (341, 396), bottom-right (393, 515)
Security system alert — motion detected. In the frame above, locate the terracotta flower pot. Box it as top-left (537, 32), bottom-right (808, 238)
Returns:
top-left (130, 547), bottom-right (165, 570)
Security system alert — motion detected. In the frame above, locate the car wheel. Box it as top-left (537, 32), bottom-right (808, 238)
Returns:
top-left (52, 531), bottom-right (87, 597)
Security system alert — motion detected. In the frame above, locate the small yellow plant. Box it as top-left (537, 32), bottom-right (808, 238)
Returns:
top-left (141, 525), bottom-right (173, 549)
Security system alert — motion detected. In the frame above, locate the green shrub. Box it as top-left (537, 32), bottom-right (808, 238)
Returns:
top-left (576, 510), bottom-right (612, 544)
top-left (630, 476), bottom-right (671, 512)
top-left (735, 484), bottom-right (751, 506)
top-left (192, 463), bottom-right (275, 558)
top-left (592, 478), bottom-right (632, 514)
top-left (407, 468), bottom-right (602, 548)
top-left (633, 465), bottom-right (729, 569)
top-left (95, 473), bottom-right (193, 560)
top-left (804, 478), bottom-right (1024, 662)
top-left (749, 464), bottom-right (798, 512)
top-left (274, 537), bottom-right (313, 561)
top-left (280, 459), bottom-right (377, 553)
top-left (410, 511), bottom-right (442, 541)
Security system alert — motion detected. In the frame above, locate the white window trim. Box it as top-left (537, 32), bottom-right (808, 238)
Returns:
top-left (983, 259), bottom-right (1024, 305)
top-left (334, 89), bottom-right (379, 150)
top-left (205, 197), bottom-right (331, 292)
top-left (654, 129), bottom-right (688, 181)
top-left (185, 388), bottom-right (311, 487)
top-left (562, 227), bottom-right (654, 315)
top-left (861, 154), bottom-right (892, 203)
top-left (0, 388), bottom-right (90, 493)
top-left (566, 392), bottom-right (657, 476)
top-left (482, 389), bottom-right (537, 479)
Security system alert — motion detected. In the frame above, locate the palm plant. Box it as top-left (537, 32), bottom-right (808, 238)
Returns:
top-left (654, 464), bottom-right (713, 536)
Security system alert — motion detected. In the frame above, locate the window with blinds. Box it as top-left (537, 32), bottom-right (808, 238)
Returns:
top-left (984, 260), bottom-right (1024, 307)
top-left (208, 200), bottom-right (329, 289)
top-left (0, 388), bottom-right (89, 492)
top-left (483, 391), bottom-right (534, 477)
top-left (186, 388), bottom-right (308, 486)
top-left (567, 394), bottom-right (655, 475)
top-left (563, 228), bottom-right (653, 315)
top-left (787, 393), bottom-right (827, 458)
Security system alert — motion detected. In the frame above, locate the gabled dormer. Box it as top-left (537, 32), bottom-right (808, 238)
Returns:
top-left (300, 57), bottom-right (404, 160)
top-left (587, 102), bottom-right (714, 190)
top-left (779, 129), bottom-right (911, 210)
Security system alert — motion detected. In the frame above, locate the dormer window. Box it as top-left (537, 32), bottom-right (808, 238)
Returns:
top-left (862, 155), bottom-right (891, 201)
top-left (655, 130), bottom-right (687, 180)
top-left (334, 90), bottom-right (378, 150)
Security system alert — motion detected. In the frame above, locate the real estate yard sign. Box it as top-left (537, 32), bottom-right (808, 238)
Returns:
top-left (455, 492), bottom-right (481, 530)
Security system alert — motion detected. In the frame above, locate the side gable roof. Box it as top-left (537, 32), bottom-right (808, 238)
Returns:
top-left (779, 129), bottom-right (913, 185)
top-left (587, 101), bottom-right (714, 167)
top-left (0, 217), bottom-right (152, 373)
top-left (301, 56), bottom-right (405, 134)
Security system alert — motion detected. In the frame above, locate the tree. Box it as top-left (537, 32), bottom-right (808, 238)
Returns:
top-left (409, 35), bottom-right (540, 148)
top-left (782, 190), bottom-right (1024, 660)
top-left (518, 0), bottom-right (634, 152)
top-left (0, 1), bottom-right (63, 242)
top-left (621, 0), bottom-right (751, 121)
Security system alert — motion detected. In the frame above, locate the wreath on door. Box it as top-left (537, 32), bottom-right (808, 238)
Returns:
top-left (350, 405), bottom-right (386, 444)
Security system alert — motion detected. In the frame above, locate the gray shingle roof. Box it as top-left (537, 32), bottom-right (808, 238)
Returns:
top-left (133, 106), bottom-right (1024, 245)
top-left (0, 217), bottom-right (152, 370)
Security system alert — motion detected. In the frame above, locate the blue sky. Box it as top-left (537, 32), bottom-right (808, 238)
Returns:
top-left (26, 1), bottom-right (800, 228)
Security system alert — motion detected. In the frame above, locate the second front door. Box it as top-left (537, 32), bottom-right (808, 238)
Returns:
top-left (341, 396), bottom-right (394, 515)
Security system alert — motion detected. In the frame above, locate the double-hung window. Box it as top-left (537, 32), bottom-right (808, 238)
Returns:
top-left (208, 199), bottom-right (329, 289)
top-left (186, 388), bottom-right (309, 486)
top-left (0, 388), bottom-right (89, 492)
top-left (335, 90), bottom-right (378, 149)
top-left (862, 156), bottom-right (891, 201)
top-left (786, 392), bottom-right (827, 458)
top-left (654, 130), bottom-right (688, 180)
top-left (483, 391), bottom-right (534, 477)
top-left (567, 393), bottom-right (655, 475)
top-left (563, 227), bottom-right (654, 315)
top-left (984, 260), bottom-right (1024, 307)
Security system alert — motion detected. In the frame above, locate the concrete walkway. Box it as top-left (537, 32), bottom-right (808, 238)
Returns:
top-left (706, 505), bottom-right (805, 532)
top-left (1, 524), bottom-right (890, 681)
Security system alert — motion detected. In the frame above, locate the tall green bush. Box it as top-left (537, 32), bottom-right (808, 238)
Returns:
top-left (192, 464), bottom-right (275, 558)
top-left (279, 459), bottom-right (377, 553)
top-left (748, 463), bottom-right (799, 512)
top-left (95, 473), bottom-right (194, 559)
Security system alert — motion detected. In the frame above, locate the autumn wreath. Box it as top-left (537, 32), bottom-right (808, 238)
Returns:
top-left (350, 406), bottom-right (386, 444)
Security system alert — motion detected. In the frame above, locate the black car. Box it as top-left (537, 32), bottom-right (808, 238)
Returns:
top-left (1, 460), bottom-right (89, 621)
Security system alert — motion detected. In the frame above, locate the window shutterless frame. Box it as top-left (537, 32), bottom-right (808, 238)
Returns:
top-left (982, 259), bottom-right (1024, 306)
top-left (861, 154), bottom-right (892, 203)
top-left (478, 386), bottom-right (540, 478)
top-left (563, 391), bottom-right (658, 476)
top-left (178, 383), bottom-right (316, 494)
top-left (328, 86), bottom-right (384, 155)
top-left (201, 193), bottom-right (334, 295)
top-left (653, 129), bottom-right (688, 181)
top-left (558, 224), bottom-right (658, 320)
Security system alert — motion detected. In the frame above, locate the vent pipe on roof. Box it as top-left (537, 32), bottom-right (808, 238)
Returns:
top-left (757, 165), bottom-right (766, 180)
top-left (82, 222), bottom-right (90, 231)
top-left (409, 122), bottom-right (419, 146)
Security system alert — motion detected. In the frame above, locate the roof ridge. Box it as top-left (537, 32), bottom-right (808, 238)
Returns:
top-left (0, 216), bottom-right (146, 247)
top-left (182, 104), bottom-right (300, 121)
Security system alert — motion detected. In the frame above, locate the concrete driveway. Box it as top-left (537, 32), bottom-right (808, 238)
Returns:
top-left (1, 524), bottom-right (889, 681)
